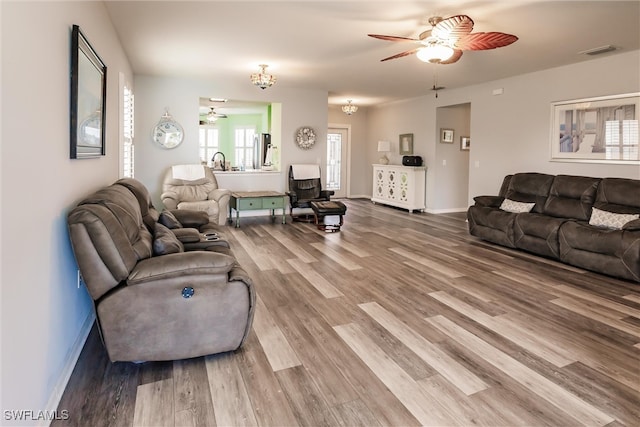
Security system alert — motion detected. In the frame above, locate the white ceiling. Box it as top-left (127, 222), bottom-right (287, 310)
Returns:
top-left (105, 1), bottom-right (640, 107)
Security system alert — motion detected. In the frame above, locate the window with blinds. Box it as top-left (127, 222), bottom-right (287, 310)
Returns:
top-left (234, 127), bottom-right (256, 169)
top-left (123, 85), bottom-right (135, 177)
top-left (199, 126), bottom-right (219, 164)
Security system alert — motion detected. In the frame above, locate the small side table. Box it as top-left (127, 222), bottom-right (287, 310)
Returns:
top-left (229, 191), bottom-right (287, 228)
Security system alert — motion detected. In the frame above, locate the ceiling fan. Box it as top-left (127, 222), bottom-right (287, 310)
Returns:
top-left (204, 107), bottom-right (227, 123)
top-left (368, 15), bottom-right (518, 64)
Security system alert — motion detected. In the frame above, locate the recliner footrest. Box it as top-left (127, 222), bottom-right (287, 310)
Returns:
top-left (310, 201), bottom-right (347, 232)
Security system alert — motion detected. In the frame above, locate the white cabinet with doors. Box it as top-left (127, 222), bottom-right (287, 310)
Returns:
top-left (371, 164), bottom-right (426, 212)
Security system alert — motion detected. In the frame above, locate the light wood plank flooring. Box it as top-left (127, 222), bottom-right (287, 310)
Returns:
top-left (54, 199), bottom-right (640, 426)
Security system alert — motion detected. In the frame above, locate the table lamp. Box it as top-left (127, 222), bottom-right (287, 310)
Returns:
top-left (377, 140), bottom-right (391, 165)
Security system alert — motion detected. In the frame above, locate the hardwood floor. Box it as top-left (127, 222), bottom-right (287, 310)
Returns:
top-left (54, 199), bottom-right (640, 427)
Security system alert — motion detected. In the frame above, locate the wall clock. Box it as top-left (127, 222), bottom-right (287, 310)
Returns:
top-left (295, 126), bottom-right (316, 150)
top-left (153, 111), bottom-right (184, 149)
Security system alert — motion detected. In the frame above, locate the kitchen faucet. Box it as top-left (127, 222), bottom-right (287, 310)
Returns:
top-left (211, 151), bottom-right (226, 171)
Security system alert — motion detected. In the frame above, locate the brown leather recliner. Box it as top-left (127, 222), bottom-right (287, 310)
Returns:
top-left (67, 181), bottom-right (255, 362)
top-left (287, 164), bottom-right (334, 220)
top-left (161, 165), bottom-right (230, 225)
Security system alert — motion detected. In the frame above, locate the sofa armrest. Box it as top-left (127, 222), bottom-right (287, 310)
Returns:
top-left (208, 188), bottom-right (231, 202)
top-left (622, 219), bottom-right (640, 231)
top-left (171, 228), bottom-right (201, 243)
top-left (286, 191), bottom-right (299, 204)
top-left (161, 191), bottom-right (180, 210)
top-left (170, 209), bottom-right (210, 227)
top-left (127, 251), bottom-right (235, 286)
top-left (473, 195), bottom-right (504, 208)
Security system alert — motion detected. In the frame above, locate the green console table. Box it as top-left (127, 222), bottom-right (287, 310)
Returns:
top-left (229, 191), bottom-right (287, 228)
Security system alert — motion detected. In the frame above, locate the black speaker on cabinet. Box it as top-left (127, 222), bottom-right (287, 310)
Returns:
top-left (402, 155), bottom-right (423, 166)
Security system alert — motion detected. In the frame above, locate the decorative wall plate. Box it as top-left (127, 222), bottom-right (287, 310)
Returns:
top-left (153, 111), bottom-right (184, 149)
top-left (295, 126), bottom-right (316, 150)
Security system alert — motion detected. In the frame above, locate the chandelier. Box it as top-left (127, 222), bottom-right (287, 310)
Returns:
top-left (250, 64), bottom-right (276, 89)
top-left (416, 40), bottom-right (454, 63)
top-left (341, 100), bottom-right (358, 115)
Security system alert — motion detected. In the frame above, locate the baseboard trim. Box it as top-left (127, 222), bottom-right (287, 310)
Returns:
top-left (425, 207), bottom-right (469, 214)
top-left (41, 311), bottom-right (95, 427)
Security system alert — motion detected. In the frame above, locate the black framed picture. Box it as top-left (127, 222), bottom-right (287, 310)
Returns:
top-left (70, 25), bottom-right (107, 159)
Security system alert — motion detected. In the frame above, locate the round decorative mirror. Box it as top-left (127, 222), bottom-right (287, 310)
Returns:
top-left (153, 111), bottom-right (184, 149)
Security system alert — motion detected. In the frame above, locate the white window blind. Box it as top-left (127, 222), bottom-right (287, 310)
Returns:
top-left (123, 85), bottom-right (134, 177)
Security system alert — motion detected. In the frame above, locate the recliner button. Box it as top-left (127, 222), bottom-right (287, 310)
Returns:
top-left (182, 286), bottom-right (195, 299)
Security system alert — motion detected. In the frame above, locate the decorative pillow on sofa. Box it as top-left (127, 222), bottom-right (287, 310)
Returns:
top-left (159, 210), bottom-right (183, 229)
top-left (153, 223), bottom-right (184, 255)
top-left (589, 207), bottom-right (640, 230)
top-left (499, 198), bottom-right (535, 213)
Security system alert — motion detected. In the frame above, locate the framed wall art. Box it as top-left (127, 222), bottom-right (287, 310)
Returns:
top-left (460, 136), bottom-right (470, 151)
top-left (399, 133), bottom-right (413, 155)
top-left (70, 25), bottom-right (107, 159)
top-left (550, 93), bottom-right (639, 164)
top-left (441, 128), bottom-right (454, 143)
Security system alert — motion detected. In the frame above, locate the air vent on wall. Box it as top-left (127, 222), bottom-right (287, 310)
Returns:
top-left (578, 45), bottom-right (617, 56)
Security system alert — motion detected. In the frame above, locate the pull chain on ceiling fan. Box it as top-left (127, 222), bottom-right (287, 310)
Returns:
top-left (368, 14), bottom-right (518, 64)
top-left (431, 64), bottom-right (444, 98)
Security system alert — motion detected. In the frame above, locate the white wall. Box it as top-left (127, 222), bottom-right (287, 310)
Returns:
top-left (1, 1), bottom-right (132, 422)
top-left (134, 76), bottom-right (328, 207)
top-left (465, 50), bottom-right (640, 201)
top-left (364, 50), bottom-right (639, 210)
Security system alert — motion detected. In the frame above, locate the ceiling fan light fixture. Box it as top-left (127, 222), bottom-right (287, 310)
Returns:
top-left (341, 99), bottom-right (358, 115)
top-left (250, 64), bottom-right (276, 89)
top-left (416, 44), bottom-right (454, 63)
top-left (206, 110), bottom-right (218, 123)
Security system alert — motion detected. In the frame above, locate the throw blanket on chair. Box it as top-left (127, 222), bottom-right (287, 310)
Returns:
top-left (291, 164), bottom-right (320, 180)
top-left (172, 164), bottom-right (205, 181)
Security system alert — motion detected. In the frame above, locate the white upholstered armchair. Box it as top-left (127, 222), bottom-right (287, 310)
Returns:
top-left (161, 165), bottom-right (230, 225)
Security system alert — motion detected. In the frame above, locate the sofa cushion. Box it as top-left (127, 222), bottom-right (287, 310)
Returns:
top-left (589, 207), bottom-right (640, 230)
top-left (177, 200), bottom-right (219, 221)
top-left (595, 178), bottom-right (640, 214)
top-left (559, 221), bottom-right (640, 282)
top-left (153, 223), bottom-right (184, 255)
top-left (543, 175), bottom-right (600, 220)
top-left (504, 173), bottom-right (555, 213)
top-left (514, 213), bottom-right (567, 258)
top-left (500, 199), bottom-right (535, 213)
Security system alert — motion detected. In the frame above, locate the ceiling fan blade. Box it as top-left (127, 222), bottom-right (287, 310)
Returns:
top-left (440, 49), bottom-right (463, 64)
top-left (368, 34), bottom-right (421, 43)
top-left (432, 15), bottom-right (474, 41)
top-left (380, 47), bottom-right (420, 62)
top-left (454, 32), bottom-right (518, 50)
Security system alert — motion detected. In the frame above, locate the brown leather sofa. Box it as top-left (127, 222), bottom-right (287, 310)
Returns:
top-left (67, 179), bottom-right (255, 362)
top-left (468, 173), bottom-right (640, 282)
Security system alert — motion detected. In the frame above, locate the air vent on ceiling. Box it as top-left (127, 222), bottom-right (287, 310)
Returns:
top-left (578, 45), bottom-right (616, 56)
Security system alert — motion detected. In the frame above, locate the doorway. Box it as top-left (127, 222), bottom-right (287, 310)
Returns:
top-left (326, 126), bottom-right (350, 198)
